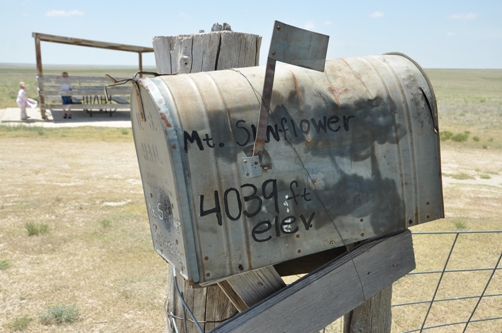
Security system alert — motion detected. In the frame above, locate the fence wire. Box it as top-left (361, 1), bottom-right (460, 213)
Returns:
top-left (391, 230), bottom-right (502, 333)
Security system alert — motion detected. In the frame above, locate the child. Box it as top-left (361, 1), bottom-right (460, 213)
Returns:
top-left (61, 71), bottom-right (73, 119)
top-left (16, 82), bottom-right (37, 121)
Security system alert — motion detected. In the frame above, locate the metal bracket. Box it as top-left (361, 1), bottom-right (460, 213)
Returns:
top-left (242, 156), bottom-right (263, 178)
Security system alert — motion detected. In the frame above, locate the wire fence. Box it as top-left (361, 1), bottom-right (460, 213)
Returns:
top-left (391, 230), bottom-right (502, 333)
top-left (166, 230), bottom-right (502, 333)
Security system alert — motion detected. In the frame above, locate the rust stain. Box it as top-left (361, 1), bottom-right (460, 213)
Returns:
top-left (291, 71), bottom-right (312, 143)
top-left (291, 71), bottom-right (304, 114)
top-left (160, 112), bottom-right (172, 128)
top-left (327, 86), bottom-right (341, 108)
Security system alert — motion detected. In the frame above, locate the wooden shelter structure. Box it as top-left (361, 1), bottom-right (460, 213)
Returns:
top-left (32, 32), bottom-right (154, 118)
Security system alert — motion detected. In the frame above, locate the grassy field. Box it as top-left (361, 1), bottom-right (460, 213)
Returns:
top-left (0, 64), bottom-right (501, 332)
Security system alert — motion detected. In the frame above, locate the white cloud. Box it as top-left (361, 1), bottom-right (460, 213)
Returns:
top-left (447, 32), bottom-right (455, 37)
top-left (449, 13), bottom-right (478, 20)
top-left (324, 20), bottom-right (333, 26)
top-left (46, 10), bottom-right (85, 17)
top-left (304, 21), bottom-right (315, 30)
top-left (370, 11), bottom-right (384, 18)
top-left (178, 12), bottom-right (188, 18)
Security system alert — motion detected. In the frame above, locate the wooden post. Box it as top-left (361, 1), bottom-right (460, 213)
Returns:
top-left (153, 29), bottom-right (261, 333)
top-left (138, 52), bottom-right (143, 73)
top-left (344, 285), bottom-right (393, 333)
top-left (34, 35), bottom-right (46, 119)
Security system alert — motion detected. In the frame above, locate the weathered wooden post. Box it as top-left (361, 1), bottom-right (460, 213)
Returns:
top-left (344, 285), bottom-right (393, 333)
top-left (33, 34), bottom-right (47, 119)
top-left (131, 21), bottom-right (443, 333)
top-left (152, 26), bottom-right (262, 333)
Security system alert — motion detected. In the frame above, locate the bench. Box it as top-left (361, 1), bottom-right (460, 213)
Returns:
top-left (37, 75), bottom-right (131, 117)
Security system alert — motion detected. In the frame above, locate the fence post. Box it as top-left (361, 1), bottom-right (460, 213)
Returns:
top-left (344, 284), bottom-right (393, 333)
top-left (153, 27), bottom-right (261, 333)
top-left (33, 34), bottom-right (47, 119)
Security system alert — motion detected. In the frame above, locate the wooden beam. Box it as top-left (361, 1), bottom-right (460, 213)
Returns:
top-left (218, 266), bottom-right (286, 312)
top-left (40, 86), bottom-right (130, 96)
top-left (209, 230), bottom-right (415, 333)
top-left (41, 104), bottom-right (130, 110)
top-left (31, 32), bottom-right (154, 53)
top-left (38, 75), bottom-right (130, 84)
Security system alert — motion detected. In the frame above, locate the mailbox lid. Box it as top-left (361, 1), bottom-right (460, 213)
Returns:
top-left (131, 54), bottom-right (443, 284)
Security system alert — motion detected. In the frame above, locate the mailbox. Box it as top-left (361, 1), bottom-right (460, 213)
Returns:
top-left (130, 53), bottom-right (443, 285)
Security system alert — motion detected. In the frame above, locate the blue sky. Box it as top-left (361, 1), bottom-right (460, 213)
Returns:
top-left (1, 0), bottom-right (501, 68)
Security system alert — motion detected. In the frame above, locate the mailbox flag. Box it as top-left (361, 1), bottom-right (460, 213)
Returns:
top-left (269, 21), bottom-right (329, 72)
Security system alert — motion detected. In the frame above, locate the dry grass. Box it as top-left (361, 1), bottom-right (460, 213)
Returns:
top-left (429, 69), bottom-right (502, 150)
top-left (389, 69), bottom-right (502, 333)
top-left (0, 128), bottom-right (167, 332)
top-left (1, 66), bottom-right (501, 332)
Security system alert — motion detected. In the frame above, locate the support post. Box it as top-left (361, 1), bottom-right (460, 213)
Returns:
top-left (34, 35), bottom-right (46, 119)
top-left (153, 29), bottom-right (261, 333)
top-left (344, 285), bottom-right (393, 333)
top-left (138, 52), bottom-right (143, 75)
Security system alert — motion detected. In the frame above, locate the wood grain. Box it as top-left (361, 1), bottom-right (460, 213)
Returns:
top-left (209, 231), bottom-right (414, 333)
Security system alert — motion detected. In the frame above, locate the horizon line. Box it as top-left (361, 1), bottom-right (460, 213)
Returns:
top-left (0, 62), bottom-right (501, 70)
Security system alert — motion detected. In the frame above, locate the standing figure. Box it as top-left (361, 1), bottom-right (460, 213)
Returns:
top-left (16, 82), bottom-right (37, 121)
top-left (61, 71), bottom-right (73, 119)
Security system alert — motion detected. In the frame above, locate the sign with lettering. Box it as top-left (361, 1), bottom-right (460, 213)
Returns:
top-left (131, 55), bottom-right (443, 285)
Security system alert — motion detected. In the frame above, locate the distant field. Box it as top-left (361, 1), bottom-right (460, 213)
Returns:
top-left (2, 65), bottom-right (501, 147)
top-left (0, 64), bottom-right (501, 332)
top-left (427, 69), bottom-right (502, 150)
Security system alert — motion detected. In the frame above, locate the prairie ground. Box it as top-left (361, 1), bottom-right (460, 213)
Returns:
top-left (0, 65), bottom-right (501, 332)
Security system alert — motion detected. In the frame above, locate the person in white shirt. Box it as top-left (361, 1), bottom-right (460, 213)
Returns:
top-left (61, 71), bottom-right (73, 119)
top-left (16, 82), bottom-right (37, 120)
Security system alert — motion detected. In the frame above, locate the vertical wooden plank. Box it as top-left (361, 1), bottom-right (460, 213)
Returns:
top-left (255, 36), bottom-right (262, 66)
top-left (205, 282), bottom-right (239, 331)
top-left (153, 36), bottom-right (173, 74)
top-left (344, 285), bottom-right (393, 333)
top-left (217, 32), bottom-right (259, 70)
top-left (190, 283), bottom-right (206, 333)
top-left (192, 33), bottom-right (221, 72)
top-left (173, 35), bottom-right (194, 74)
top-left (156, 30), bottom-right (262, 333)
top-left (34, 34), bottom-right (46, 119)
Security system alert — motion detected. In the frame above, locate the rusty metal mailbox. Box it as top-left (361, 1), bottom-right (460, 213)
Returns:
top-left (130, 53), bottom-right (443, 285)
